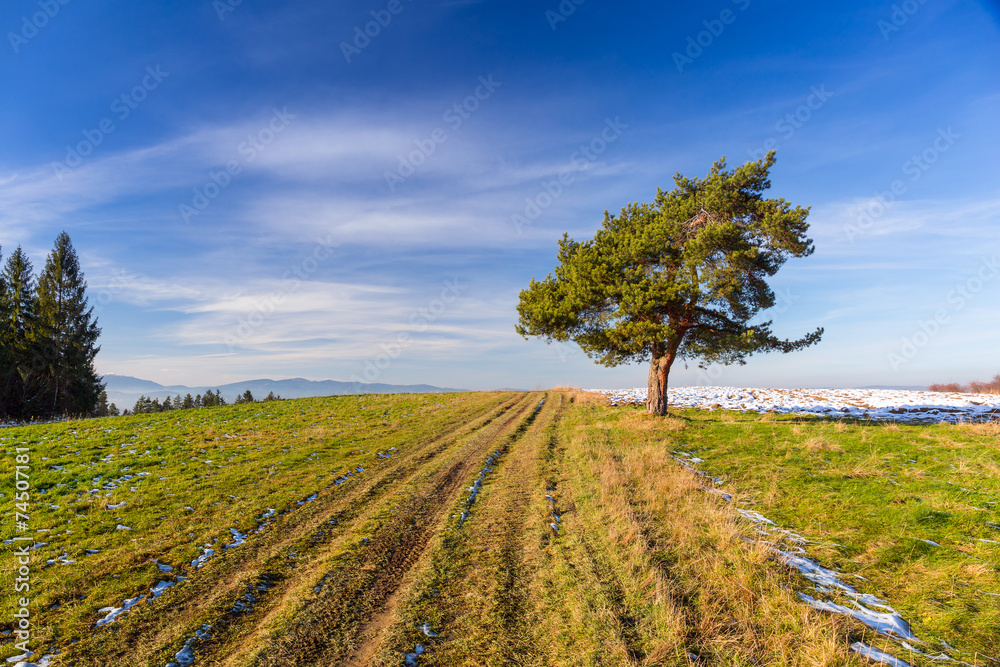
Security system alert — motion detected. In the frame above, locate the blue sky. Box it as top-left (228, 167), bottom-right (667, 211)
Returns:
top-left (1, 0), bottom-right (998, 390)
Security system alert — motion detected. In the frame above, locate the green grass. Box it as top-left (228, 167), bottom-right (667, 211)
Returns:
top-left (603, 406), bottom-right (1000, 665)
top-left (0, 392), bottom-right (506, 662)
top-left (2, 392), bottom-right (997, 666)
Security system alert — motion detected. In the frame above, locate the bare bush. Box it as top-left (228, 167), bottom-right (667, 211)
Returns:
top-left (928, 374), bottom-right (1000, 394)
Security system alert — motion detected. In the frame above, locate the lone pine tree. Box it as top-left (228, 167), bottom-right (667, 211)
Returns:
top-left (516, 153), bottom-right (823, 415)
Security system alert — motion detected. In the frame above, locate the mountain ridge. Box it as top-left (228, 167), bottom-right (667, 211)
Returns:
top-left (101, 374), bottom-right (467, 408)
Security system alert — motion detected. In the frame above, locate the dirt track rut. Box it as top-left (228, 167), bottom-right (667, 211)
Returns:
top-left (250, 392), bottom-right (544, 666)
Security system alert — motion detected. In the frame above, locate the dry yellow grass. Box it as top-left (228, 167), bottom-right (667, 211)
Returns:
top-left (552, 386), bottom-right (611, 406)
top-left (802, 437), bottom-right (843, 452)
top-left (951, 420), bottom-right (1000, 437)
top-left (537, 404), bottom-right (865, 665)
top-left (361, 393), bottom-right (873, 665)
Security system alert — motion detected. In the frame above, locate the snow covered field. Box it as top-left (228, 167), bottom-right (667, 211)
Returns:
top-left (585, 386), bottom-right (1000, 423)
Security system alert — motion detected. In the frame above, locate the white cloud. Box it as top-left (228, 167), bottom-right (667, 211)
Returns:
top-left (810, 196), bottom-right (1000, 257)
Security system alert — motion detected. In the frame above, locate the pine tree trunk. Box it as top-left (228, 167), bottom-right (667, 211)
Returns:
top-left (646, 342), bottom-right (674, 416)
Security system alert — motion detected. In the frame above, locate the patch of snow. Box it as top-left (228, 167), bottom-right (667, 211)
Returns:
top-left (800, 593), bottom-right (915, 640)
top-left (224, 528), bottom-right (248, 549)
top-left (708, 488), bottom-right (733, 502)
top-left (165, 624), bottom-right (211, 667)
top-left (191, 547), bottom-right (215, 569)
top-left (150, 580), bottom-right (175, 598)
top-left (458, 448), bottom-right (504, 525)
top-left (404, 644), bottom-right (425, 666)
top-left (849, 642), bottom-right (911, 667)
top-left (95, 594), bottom-right (145, 627)
top-left (586, 387), bottom-right (1000, 424)
top-left (737, 509), bottom-right (775, 525)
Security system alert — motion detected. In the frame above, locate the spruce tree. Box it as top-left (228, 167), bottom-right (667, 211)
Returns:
top-left (34, 232), bottom-right (104, 416)
top-left (96, 389), bottom-right (110, 416)
top-left (1, 247), bottom-right (40, 418)
top-left (201, 389), bottom-right (225, 407)
top-left (0, 245), bottom-right (9, 415)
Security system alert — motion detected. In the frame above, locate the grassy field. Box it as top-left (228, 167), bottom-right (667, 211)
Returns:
top-left (1, 391), bottom-right (997, 666)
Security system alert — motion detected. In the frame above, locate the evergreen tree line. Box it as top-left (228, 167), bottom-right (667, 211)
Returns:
top-left (128, 389), bottom-right (282, 415)
top-left (1, 233), bottom-right (104, 420)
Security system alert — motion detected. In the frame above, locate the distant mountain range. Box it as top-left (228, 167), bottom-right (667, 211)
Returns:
top-left (101, 374), bottom-right (467, 409)
top-left (858, 385), bottom-right (928, 391)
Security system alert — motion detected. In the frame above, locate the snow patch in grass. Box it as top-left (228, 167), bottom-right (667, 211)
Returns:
top-left (403, 644), bottom-right (425, 666)
top-left (224, 528), bottom-right (247, 549)
top-left (95, 594), bottom-right (145, 627)
top-left (150, 580), bottom-right (175, 598)
top-left (191, 547), bottom-right (215, 569)
top-left (801, 593), bottom-right (914, 640)
top-left (587, 386), bottom-right (1000, 423)
top-left (165, 624), bottom-right (211, 667)
top-left (849, 643), bottom-right (911, 667)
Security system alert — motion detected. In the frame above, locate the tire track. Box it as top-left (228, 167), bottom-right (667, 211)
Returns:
top-left (248, 392), bottom-right (544, 666)
top-left (374, 395), bottom-right (558, 666)
top-left (61, 394), bottom-right (522, 667)
top-left (456, 397), bottom-right (552, 665)
top-left (479, 399), bottom-right (552, 666)
top-left (545, 428), bottom-right (649, 665)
